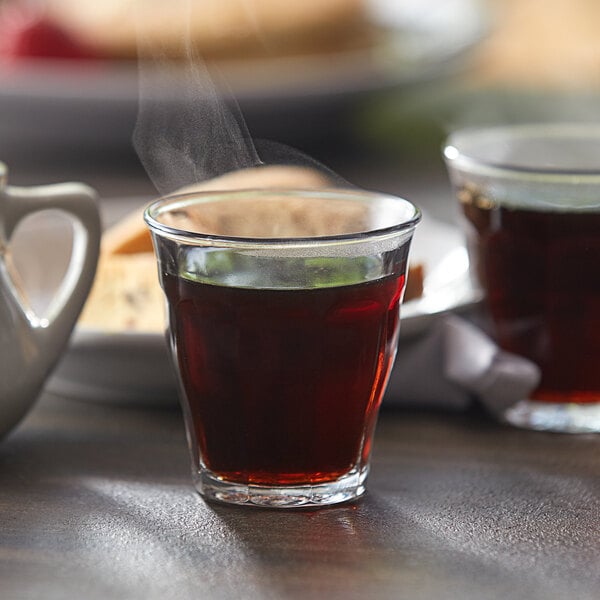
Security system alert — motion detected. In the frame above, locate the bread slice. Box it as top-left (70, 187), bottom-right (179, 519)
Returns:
top-left (81, 165), bottom-right (424, 333)
top-left (102, 165), bottom-right (333, 255)
top-left (79, 252), bottom-right (165, 332)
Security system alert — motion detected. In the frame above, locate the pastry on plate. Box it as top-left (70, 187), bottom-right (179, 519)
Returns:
top-left (46, 0), bottom-right (371, 60)
top-left (79, 165), bottom-right (424, 333)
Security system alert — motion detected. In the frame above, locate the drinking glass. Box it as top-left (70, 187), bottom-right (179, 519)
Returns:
top-left (444, 124), bottom-right (600, 433)
top-left (145, 188), bottom-right (420, 507)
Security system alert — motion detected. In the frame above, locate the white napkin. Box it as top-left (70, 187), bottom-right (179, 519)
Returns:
top-left (385, 315), bottom-right (541, 417)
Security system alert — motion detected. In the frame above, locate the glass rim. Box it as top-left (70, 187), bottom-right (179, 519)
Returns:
top-left (444, 123), bottom-right (600, 182)
top-left (144, 187), bottom-right (421, 248)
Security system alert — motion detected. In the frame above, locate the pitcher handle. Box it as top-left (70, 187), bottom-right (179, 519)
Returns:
top-left (4, 182), bottom-right (101, 350)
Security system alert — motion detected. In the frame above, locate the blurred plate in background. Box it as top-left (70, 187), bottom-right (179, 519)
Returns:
top-left (0, 0), bottom-right (486, 149)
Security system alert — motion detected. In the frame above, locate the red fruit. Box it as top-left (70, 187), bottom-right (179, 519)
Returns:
top-left (0, 4), bottom-right (97, 60)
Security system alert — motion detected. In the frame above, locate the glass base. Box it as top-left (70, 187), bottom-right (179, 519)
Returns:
top-left (504, 399), bottom-right (600, 433)
top-left (194, 467), bottom-right (368, 508)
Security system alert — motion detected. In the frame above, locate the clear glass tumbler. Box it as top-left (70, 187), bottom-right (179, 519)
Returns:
top-left (444, 123), bottom-right (600, 433)
top-left (145, 188), bottom-right (420, 507)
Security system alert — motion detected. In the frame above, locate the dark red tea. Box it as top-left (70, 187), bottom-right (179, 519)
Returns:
top-left (462, 196), bottom-right (600, 404)
top-left (164, 273), bottom-right (404, 486)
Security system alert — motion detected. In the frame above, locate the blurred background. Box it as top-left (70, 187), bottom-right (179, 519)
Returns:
top-left (0, 0), bottom-right (598, 209)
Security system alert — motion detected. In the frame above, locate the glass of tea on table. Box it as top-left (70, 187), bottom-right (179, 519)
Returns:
top-left (145, 188), bottom-right (420, 507)
top-left (444, 124), bottom-right (600, 433)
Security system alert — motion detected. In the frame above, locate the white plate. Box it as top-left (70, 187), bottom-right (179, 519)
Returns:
top-left (33, 212), bottom-right (480, 406)
top-left (0, 0), bottom-right (486, 147)
top-left (401, 215), bottom-right (481, 337)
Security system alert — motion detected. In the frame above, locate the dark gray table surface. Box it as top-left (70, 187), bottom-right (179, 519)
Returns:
top-left (1, 393), bottom-right (598, 600)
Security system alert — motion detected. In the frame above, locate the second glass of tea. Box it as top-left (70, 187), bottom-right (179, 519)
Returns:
top-left (444, 124), bottom-right (600, 433)
top-left (145, 187), bottom-right (420, 507)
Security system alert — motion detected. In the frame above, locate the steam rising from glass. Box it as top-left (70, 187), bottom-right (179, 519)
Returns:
top-left (132, 0), bottom-right (349, 195)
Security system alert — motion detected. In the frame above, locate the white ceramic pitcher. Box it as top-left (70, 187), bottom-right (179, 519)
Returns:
top-left (0, 162), bottom-right (100, 439)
